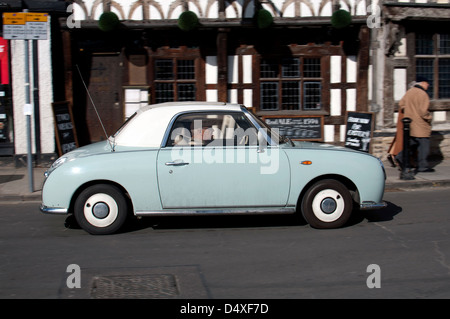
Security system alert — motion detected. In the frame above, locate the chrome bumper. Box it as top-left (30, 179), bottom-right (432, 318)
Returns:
top-left (40, 204), bottom-right (68, 215)
top-left (359, 201), bottom-right (387, 210)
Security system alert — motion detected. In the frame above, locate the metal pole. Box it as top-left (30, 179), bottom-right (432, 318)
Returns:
top-left (24, 37), bottom-right (34, 192)
top-left (33, 40), bottom-right (41, 164)
top-left (400, 117), bottom-right (414, 180)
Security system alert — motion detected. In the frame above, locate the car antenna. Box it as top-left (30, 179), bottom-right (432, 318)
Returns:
top-left (75, 64), bottom-right (115, 152)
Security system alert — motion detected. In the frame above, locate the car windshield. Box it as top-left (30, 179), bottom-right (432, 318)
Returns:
top-left (112, 112), bottom-right (137, 139)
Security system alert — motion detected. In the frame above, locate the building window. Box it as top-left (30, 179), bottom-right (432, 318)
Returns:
top-left (259, 57), bottom-right (322, 111)
top-left (154, 59), bottom-right (196, 103)
top-left (415, 32), bottom-right (450, 99)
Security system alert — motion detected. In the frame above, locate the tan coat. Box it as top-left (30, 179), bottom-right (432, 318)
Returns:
top-left (388, 107), bottom-right (404, 156)
top-left (399, 86), bottom-right (432, 138)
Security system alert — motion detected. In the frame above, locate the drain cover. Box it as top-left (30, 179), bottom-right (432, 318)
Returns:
top-left (58, 266), bottom-right (209, 299)
top-left (90, 274), bottom-right (179, 299)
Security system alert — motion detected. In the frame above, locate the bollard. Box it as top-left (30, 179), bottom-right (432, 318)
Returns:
top-left (400, 117), bottom-right (415, 180)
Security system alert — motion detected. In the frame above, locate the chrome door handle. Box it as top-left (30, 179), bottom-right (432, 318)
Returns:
top-left (165, 160), bottom-right (190, 166)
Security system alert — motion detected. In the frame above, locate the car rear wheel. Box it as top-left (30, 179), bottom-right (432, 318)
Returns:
top-left (301, 179), bottom-right (353, 229)
top-left (74, 184), bottom-right (128, 235)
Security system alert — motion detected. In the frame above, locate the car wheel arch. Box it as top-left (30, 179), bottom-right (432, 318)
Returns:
top-left (68, 180), bottom-right (133, 216)
top-left (296, 174), bottom-right (359, 211)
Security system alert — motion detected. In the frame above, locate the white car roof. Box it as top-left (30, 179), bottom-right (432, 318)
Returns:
top-left (114, 102), bottom-right (245, 148)
top-left (138, 101), bottom-right (243, 113)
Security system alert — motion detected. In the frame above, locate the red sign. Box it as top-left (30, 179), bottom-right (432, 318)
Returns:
top-left (0, 37), bottom-right (9, 84)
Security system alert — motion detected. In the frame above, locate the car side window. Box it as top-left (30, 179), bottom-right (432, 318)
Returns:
top-left (167, 112), bottom-right (258, 147)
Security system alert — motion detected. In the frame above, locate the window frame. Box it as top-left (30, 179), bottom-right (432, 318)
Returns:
top-left (153, 58), bottom-right (198, 103)
top-left (413, 32), bottom-right (450, 100)
top-left (258, 56), bottom-right (324, 112)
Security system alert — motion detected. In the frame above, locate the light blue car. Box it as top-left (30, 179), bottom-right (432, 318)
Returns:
top-left (40, 102), bottom-right (386, 234)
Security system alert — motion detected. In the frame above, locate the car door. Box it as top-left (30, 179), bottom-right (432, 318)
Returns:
top-left (156, 111), bottom-right (290, 209)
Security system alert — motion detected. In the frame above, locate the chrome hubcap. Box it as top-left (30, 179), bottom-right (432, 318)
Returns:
top-left (92, 202), bottom-right (109, 219)
top-left (321, 197), bottom-right (337, 214)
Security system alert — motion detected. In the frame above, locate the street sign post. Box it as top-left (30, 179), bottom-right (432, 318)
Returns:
top-left (25, 13), bottom-right (48, 40)
top-left (2, 12), bottom-right (49, 192)
top-left (2, 12), bottom-right (26, 40)
top-left (2, 12), bottom-right (48, 40)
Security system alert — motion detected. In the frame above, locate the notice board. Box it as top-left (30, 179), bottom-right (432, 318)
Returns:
top-left (344, 111), bottom-right (374, 152)
top-left (52, 101), bottom-right (78, 156)
top-left (263, 115), bottom-right (323, 141)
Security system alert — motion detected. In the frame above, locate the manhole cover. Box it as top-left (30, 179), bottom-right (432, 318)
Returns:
top-left (90, 274), bottom-right (179, 299)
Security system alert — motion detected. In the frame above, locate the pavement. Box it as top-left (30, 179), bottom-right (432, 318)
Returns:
top-left (0, 157), bottom-right (450, 203)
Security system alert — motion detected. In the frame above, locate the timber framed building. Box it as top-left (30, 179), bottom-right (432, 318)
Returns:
top-left (1, 0), bottom-right (449, 161)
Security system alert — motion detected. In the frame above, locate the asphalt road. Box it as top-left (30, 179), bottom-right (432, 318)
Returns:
top-left (1, 188), bottom-right (450, 300)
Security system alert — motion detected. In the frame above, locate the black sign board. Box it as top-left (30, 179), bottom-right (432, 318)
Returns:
top-left (52, 101), bottom-right (78, 156)
top-left (263, 115), bottom-right (323, 141)
top-left (344, 111), bottom-right (374, 152)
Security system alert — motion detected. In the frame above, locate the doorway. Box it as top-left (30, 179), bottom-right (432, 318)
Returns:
top-left (86, 54), bottom-right (123, 142)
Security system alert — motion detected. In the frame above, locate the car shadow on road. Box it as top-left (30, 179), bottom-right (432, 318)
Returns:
top-left (123, 214), bottom-right (309, 232)
top-left (350, 201), bottom-right (402, 225)
top-left (64, 203), bottom-right (402, 234)
top-left (63, 213), bottom-right (308, 234)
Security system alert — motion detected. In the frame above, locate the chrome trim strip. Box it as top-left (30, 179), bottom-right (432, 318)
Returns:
top-left (40, 204), bottom-right (69, 215)
top-left (359, 201), bottom-right (387, 210)
top-left (135, 207), bottom-right (296, 217)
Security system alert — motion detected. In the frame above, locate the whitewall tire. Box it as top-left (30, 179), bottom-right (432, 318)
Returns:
top-left (74, 184), bottom-right (128, 235)
top-left (301, 179), bottom-right (353, 229)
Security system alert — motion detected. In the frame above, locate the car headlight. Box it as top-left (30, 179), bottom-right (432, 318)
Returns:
top-left (44, 156), bottom-right (68, 178)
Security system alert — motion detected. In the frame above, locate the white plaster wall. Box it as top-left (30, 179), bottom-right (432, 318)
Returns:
top-left (243, 89), bottom-right (252, 107)
top-left (11, 19), bottom-right (54, 155)
top-left (395, 37), bottom-right (407, 57)
top-left (346, 56), bottom-right (357, 83)
top-left (394, 68), bottom-right (407, 101)
top-left (11, 40), bottom-right (28, 154)
top-left (330, 89), bottom-right (341, 116)
top-left (228, 55), bottom-right (238, 84)
top-left (242, 55), bottom-right (252, 84)
top-left (346, 89), bottom-right (356, 112)
top-left (433, 111), bottom-right (447, 122)
top-left (340, 124), bottom-right (346, 142)
top-left (206, 56), bottom-right (218, 84)
top-left (324, 125), bottom-right (335, 142)
top-left (149, 3), bottom-right (164, 19)
top-left (228, 89), bottom-right (238, 103)
top-left (330, 56), bottom-right (341, 84)
top-left (367, 65), bottom-right (372, 101)
top-left (206, 90), bottom-right (218, 102)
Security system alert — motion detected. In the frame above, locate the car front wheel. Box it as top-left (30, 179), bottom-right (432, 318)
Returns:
top-left (74, 184), bottom-right (128, 235)
top-left (301, 179), bottom-right (353, 229)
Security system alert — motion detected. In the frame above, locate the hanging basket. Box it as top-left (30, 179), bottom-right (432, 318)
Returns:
top-left (331, 9), bottom-right (352, 29)
top-left (255, 9), bottom-right (273, 29)
top-left (178, 11), bottom-right (199, 32)
top-left (98, 11), bottom-right (120, 32)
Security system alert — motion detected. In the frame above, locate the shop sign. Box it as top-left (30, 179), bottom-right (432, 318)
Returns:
top-left (52, 101), bottom-right (79, 155)
top-left (263, 115), bottom-right (324, 141)
top-left (344, 111), bottom-right (374, 152)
